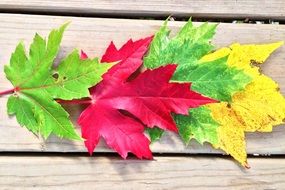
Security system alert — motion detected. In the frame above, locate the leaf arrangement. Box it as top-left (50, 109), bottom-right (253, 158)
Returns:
top-left (1, 19), bottom-right (284, 167)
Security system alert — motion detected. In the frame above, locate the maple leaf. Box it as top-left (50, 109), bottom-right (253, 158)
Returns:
top-left (204, 42), bottom-right (285, 166)
top-left (144, 20), bottom-right (285, 167)
top-left (78, 37), bottom-right (216, 159)
top-left (144, 19), bottom-right (251, 145)
top-left (4, 24), bottom-right (112, 140)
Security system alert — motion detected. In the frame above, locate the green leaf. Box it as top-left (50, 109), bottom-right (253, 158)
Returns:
top-left (4, 24), bottom-right (112, 140)
top-left (144, 18), bottom-right (217, 69)
top-left (147, 127), bottom-right (164, 142)
top-left (174, 106), bottom-right (219, 145)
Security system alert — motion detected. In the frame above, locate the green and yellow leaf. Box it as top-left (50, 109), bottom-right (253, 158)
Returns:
top-left (205, 42), bottom-right (285, 166)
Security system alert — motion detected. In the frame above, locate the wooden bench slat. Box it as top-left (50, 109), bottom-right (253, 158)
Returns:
top-left (0, 14), bottom-right (284, 155)
top-left (0, 156), bottom-right (284, 189)
top-left (0, 0), bottom-right (285, 20)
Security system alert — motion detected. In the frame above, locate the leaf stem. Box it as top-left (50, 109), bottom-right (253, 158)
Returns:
top-left (0, 88), bottom-right (16, 96)
top-left (56, 99), bottom-right (92, 105)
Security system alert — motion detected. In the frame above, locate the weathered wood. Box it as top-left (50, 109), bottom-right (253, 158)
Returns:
top-left (0, 0), bottom-right (285, 20)
top-left (0, 14), bottom-right (284, 155)
top-left (0, 156), bottom-right (284, 189)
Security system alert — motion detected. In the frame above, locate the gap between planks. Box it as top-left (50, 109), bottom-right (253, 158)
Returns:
top-left (1, 151), bottom-right (285, 158)
top-left (0, 14), bottom-right (284, 155)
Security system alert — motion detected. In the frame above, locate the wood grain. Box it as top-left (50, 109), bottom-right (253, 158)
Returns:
top-left (0, 156), bottom-right (284, 189)
top-left (0, 14), bottom-right (284, 155)
top-left (0, 0), bottom-right (285, 20)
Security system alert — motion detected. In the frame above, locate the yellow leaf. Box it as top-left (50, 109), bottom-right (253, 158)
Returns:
top-left (204, 42), bottom-right (285, 166)
top-left (208, 102), bottom-right (247, 166)
top-left (228, 42), bottom-right (283, 69)
top-left (232, 75), bottom-right (285, 132)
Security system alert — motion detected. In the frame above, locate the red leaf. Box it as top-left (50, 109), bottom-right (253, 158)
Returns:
top-left (80, 104), bottom-right (152, 159)
top-left (78, 37), bottom-right (217, 159)
top-left (101, 36), bottom-right (153, 81)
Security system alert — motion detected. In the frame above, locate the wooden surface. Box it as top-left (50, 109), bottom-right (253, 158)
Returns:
top-left (0, 14), bottom-right (285, 156)
top-left (0, 14), bottom-right (285, 154)
top-left (0, 156), bottom-right (284, 189)
top-left (0, 4), bottom-right (285, 188)
top-left (0, 0), bottom-right (284, 20)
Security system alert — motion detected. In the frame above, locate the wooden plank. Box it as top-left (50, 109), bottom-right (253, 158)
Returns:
top-left (0, 14), bottom-right (285, 155)
top-left (0, 0), bottom-right (285, 20)
top-left (0, 156), bottom-right (284, 189)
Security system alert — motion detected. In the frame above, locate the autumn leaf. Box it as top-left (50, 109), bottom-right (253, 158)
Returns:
top-left (204, 42), bottom-right (285, 166)
top-left (207, 102), bottom-right (247, 165)
top-left (144, 19), bottom-right (251, 145)
top-left (143, 19), bottom-right (284, 167)
top-left (78, 37), bottom-right (217, 159)
top-left (4, 24), bottom-right (112, 140)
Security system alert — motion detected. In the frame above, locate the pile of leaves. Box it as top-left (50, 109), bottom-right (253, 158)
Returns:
top-left (1, 19), bottom-right (285, 167)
